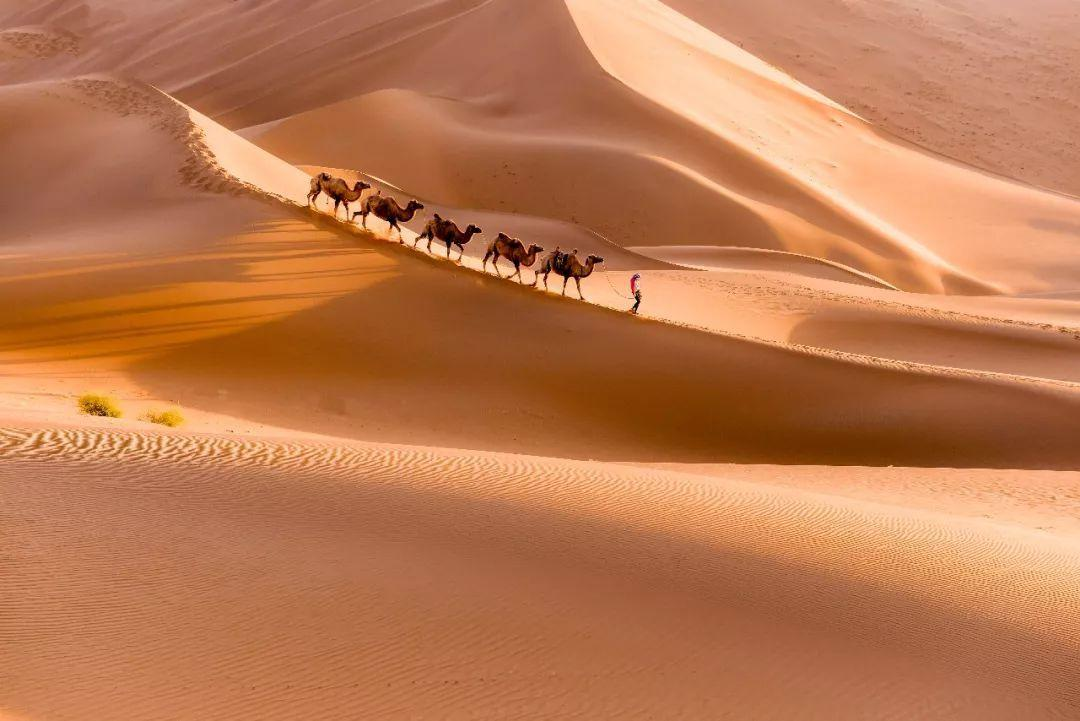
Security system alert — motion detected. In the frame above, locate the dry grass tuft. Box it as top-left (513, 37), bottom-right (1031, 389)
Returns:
top-left (143, 408), bottom-right (184, 427)
top-left (78, 393), bottom-right (122, 418)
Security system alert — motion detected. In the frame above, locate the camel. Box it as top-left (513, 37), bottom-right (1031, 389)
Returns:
top-left (535, 246), bottom-right (575, 283)
top-left (307, 172), bottom-right (371, 220)
top-left (482, 233), bottom-right (544, 283)
top-left (307, 172), bottom-right (333, 205)
top-left (536, 248), bottom-right (604, 299)
top-left (415, 214), bottom-right (482, 260)
top-left (353, 194), bottom-right (424, 241)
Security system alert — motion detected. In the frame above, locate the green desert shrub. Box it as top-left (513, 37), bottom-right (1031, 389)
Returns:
top-left (77, 393), bottom-right (122, 418)
top-left (143, 408), bottom-right (184, 428)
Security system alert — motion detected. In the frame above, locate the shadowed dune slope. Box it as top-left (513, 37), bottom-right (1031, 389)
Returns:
top-left (1, 78), bottom-right (1079, 468)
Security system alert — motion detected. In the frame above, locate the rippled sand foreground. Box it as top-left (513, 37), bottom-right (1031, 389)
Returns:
top-left (3, 424), bottom-right (1079, 720)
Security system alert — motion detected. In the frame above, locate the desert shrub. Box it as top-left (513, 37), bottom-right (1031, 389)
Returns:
top-left (78, 393), bottom-right (122, 418)
top-left (143, 408), bottom-right (184, 427)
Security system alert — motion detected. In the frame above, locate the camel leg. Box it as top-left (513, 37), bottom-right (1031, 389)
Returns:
top-left (457, 245), bottom-right (466, 263)
top-left (513, 264), bottom-right (523, 284)
top-left (575, 277), bottom-right (584, 300)
top-left (392, 221), bottom-right (403, 244)
top-left (542, 272), bottom-right (549, 289)
top-left (333, 199), bottom-right (341, 218)
top-left (446, 242), bottom-right (452, 260)
top-left (492, 257), bottom-right (503, 278)
top-left (342, 201), bottom-right (349, 220)
top-left (362, 212), bottom-right (368, 228)
top-left (561, 276), bottom-right (568, 296)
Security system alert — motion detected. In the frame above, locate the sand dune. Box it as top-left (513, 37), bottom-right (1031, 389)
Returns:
top-left (7, 0), bottom-right (1080, 293)
top-left (1, 76), bottom-right (1078, 468)
top-left (648, 462), bottom-right (1080, 540)
top-left (3, 424), bottom-right (1080, 720)
top-left (3, 2), bottom-right (1080, 719)
top-left (300, 165), bottom-right (656, 271)
top-left (665, 0), bottom-right (1080, 197)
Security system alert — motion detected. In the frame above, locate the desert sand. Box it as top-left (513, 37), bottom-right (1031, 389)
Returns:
top-left (2, 0), bottom-right (1080, 719)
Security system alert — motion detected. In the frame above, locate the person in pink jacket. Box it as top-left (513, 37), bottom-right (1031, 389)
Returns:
top-left (630, 273), bottom-right (642, 314)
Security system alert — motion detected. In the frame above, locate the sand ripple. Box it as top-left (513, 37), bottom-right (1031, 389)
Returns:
top-left (3, 424), bottom-right (1080, 719)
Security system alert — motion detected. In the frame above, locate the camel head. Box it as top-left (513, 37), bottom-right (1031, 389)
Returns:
top-left (406, 200), bottom-right (424, 212)
top-left (353, 181), bottom-right (371, 192)
top-left (587, 255), bottom-right (605, 265)
top-left (527, 243), bottom-right (544, 254)
top-left (465, 224), bottom-right (482, 235)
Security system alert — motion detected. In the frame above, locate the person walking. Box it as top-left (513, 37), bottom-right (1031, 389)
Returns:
top-left (629, 273), bottom-right (642, 314)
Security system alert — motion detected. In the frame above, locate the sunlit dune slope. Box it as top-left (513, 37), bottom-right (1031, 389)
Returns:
top-left (5, 0), bottom-right (1080, 294)
top-left (665, 0), bottom-right (1080, 197)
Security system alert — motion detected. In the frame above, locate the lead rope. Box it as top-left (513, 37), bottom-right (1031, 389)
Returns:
top-left (601, 267), bottom-right (635, 300)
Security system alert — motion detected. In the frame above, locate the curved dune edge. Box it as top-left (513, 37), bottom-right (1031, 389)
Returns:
top-left (628, 244), bottom-right (899, 288)
top-left (226, 0), bottom-right (1080, 295)
top-left (3, 423), bottom-right (1079, 720)
top-left (1, 75), bottom-right (1078, 468)
top-left (7, 0), bottom-right (1080, 294)
top-left (244, 85), bottom-right (989, 296)
top-left (158, 78), bottom-right (1079, 392)
top-left (302, 164), bottom-right (669, 271)
top-left (559, 0), bottom-right (1080, 294)
top-left (179, 100), bottom-right (1080, 390)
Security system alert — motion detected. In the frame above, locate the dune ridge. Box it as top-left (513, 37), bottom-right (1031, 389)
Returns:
top-left (7, 0), bottom-right (1080, 293)
top-left (0, 76), bottom-right (1078, 468)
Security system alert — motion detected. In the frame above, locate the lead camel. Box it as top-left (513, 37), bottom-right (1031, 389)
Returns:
top-left (536, 250), bottom-right (604, 299)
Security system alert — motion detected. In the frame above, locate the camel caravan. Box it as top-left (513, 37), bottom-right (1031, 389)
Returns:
top-left (307, 171), bottom-right (605, 299)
